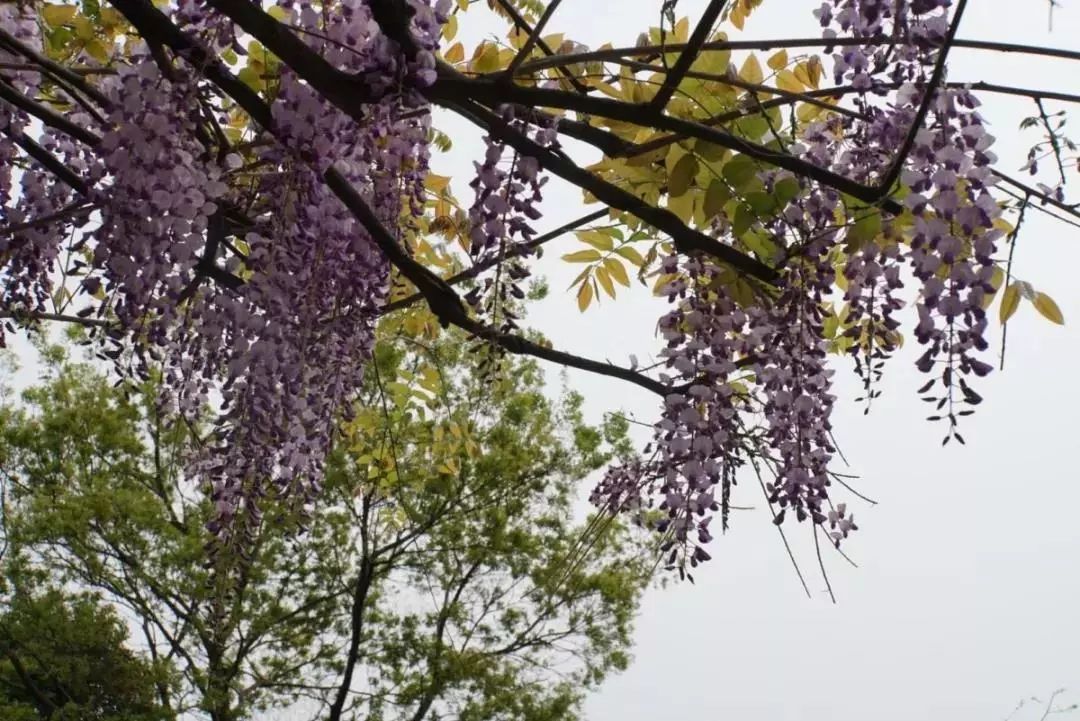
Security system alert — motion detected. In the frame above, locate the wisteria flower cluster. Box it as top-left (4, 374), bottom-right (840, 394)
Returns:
top-left (593, 0), bottom-right (1006, 569)
top-left (463, 105), bottom-right (557, 339)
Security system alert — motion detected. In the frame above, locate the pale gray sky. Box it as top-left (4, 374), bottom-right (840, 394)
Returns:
top-left (431, 1), bottom-right (1080, 719)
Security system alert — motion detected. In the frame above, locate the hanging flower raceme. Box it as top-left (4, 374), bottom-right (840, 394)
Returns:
top-left (0, 1), bottom-right (445, 551)
top-left (818, 0), bottom-right (1002, 438)
top-left (463, 105), bottom-right (556, 339)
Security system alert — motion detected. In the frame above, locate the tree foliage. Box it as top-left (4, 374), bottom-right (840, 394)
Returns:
top-left (0, 0), bottom-right (1076, 580)
top-left (0, 331), bottom-right (649, 721)
top-left (0, 585), bottom-right (171, 721)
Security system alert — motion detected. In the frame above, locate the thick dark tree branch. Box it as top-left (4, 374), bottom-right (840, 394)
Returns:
top-left (517, 35), bottom-right (1080, 74)
top-left (0, 76), bottom-right (100, 147)
top-left (4, 128), bottom-right (90, 194)
top-left (432, 68), bottom-right (903, 212)
top-left (0, 26), bottom-right (112, 108)
top-left (649, 0), bottom-right (728, 109)
top-left (448, 96), bottom-right (779, 281)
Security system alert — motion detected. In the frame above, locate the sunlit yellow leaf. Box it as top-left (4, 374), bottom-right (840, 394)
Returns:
top-left (576, 230), bottom-right (615, 251)
top-left (1033, 291), bottom-right (1065, 325)
top-left (604, 257), bottom-right (631, 287)
top-left (615, 246), bottom-right (646, 267)
top-left (806, 56), bottom-right (823, 87)
top-left (563, 249), bottom-right (603, 263)
top-left (444, 41), bottom-right (465, 63)
top-left (673, 17), bottom-right (690, 43)
top-left (730, 3), bottom-right (746, 29)
top-left (767, 49), bottom-right (788, 70)
top-left (471, 42), bottom-right (501, 73)
top-left (267, 5), bottom-right (291, 21)
top-left (596, 266), bottom-right (616, 298)
top-left (999, 282), bottom-right (1020, 324)
top-left (442, 12), bottom-right (458, 41)
top-left (739, 54), bottom-right (763, 85)
top-left (425, 173), bottom-right (451, 193)
top-left (775, 69), bottom-right (804, 93)
top-left (577, 280), bottom-right (594, 311)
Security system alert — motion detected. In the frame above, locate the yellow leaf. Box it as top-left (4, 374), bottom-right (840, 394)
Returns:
top-left (562, 249), bottom-right (602, 263)
top-left (775, 69), bottom-right (804, 93)
top-left (730, 3), bottom-right (746, 29)
top-left (981, 265), bottom-right (1005, 310)
top-left (673, 17), bottom-right (690, 43)
top-left (999, 282), bottom-right (1020, 324)
top-left (471, 42), bottom-right (501, 73)
top-left (806, 56), bottom-right (823, 88)
top-left (1033, 291), bottom-right (1065, 325)
top-left (267, 5), bottom-right (291, 21)
top-left (739, 54), bottom-right (763, 85)
top-left (425, 173), bottom-right (451, 193)
top-left (577, 280), bottom-right (594, 311)
top-left (576, 230), bottom-right (615, 252)
top-left (72, 15), bottom-right (95, 41)
top-left (442, 12), bottom-right (458, 41)
top-left (42, 4), bottom-right (77, 26)
top-left (604, 257), bottom-right (631, 287)
top-left (615, 246), bottom-right (646, 267)
top-left (596, 266), bottom-right (616, 298)
top-left (444, 41), bottom-right (465, 63)
top-left (667, 189), bottom-right (696, 223)
top-left (767, 49), bottom-right (788, 71)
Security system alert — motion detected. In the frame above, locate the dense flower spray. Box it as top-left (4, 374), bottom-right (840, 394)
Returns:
top-left (592, 0), bottom-right (1002, 572)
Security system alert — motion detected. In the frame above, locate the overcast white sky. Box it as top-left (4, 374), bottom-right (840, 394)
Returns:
top-left (430, 1), bottom-right (1080, 720)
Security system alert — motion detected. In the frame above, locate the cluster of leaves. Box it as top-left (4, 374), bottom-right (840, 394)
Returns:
top-left (0, 326), bottom-right (650, 721)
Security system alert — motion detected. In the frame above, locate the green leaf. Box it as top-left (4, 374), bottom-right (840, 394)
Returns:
top-left (721, 155), bottom-right (757, 190)
top-left (744, 191), bottom-right (776, 216)
top-left (733, 204), bottom-right (754, 237)
top-left (847, 209), bottom-right (882, 246)
top-left (668, 153), bottom-right (699, 198)
top-left (42, 3), bottom-right (78, 26)
top-left (774, 177), bottom-right (801, 207)
top-left (703, 180), bottom-right (731, 220)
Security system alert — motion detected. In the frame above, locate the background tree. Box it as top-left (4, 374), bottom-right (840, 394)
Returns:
top-left (0, 584), bottom-right (172, 721)
top-left (0, 325), bottom-right (650, 721)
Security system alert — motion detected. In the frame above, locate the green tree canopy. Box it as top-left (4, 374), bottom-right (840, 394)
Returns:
top-left (0, 586), bottom-right (172, 721)
top-left (0, 327), bottom-right (650, 721)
